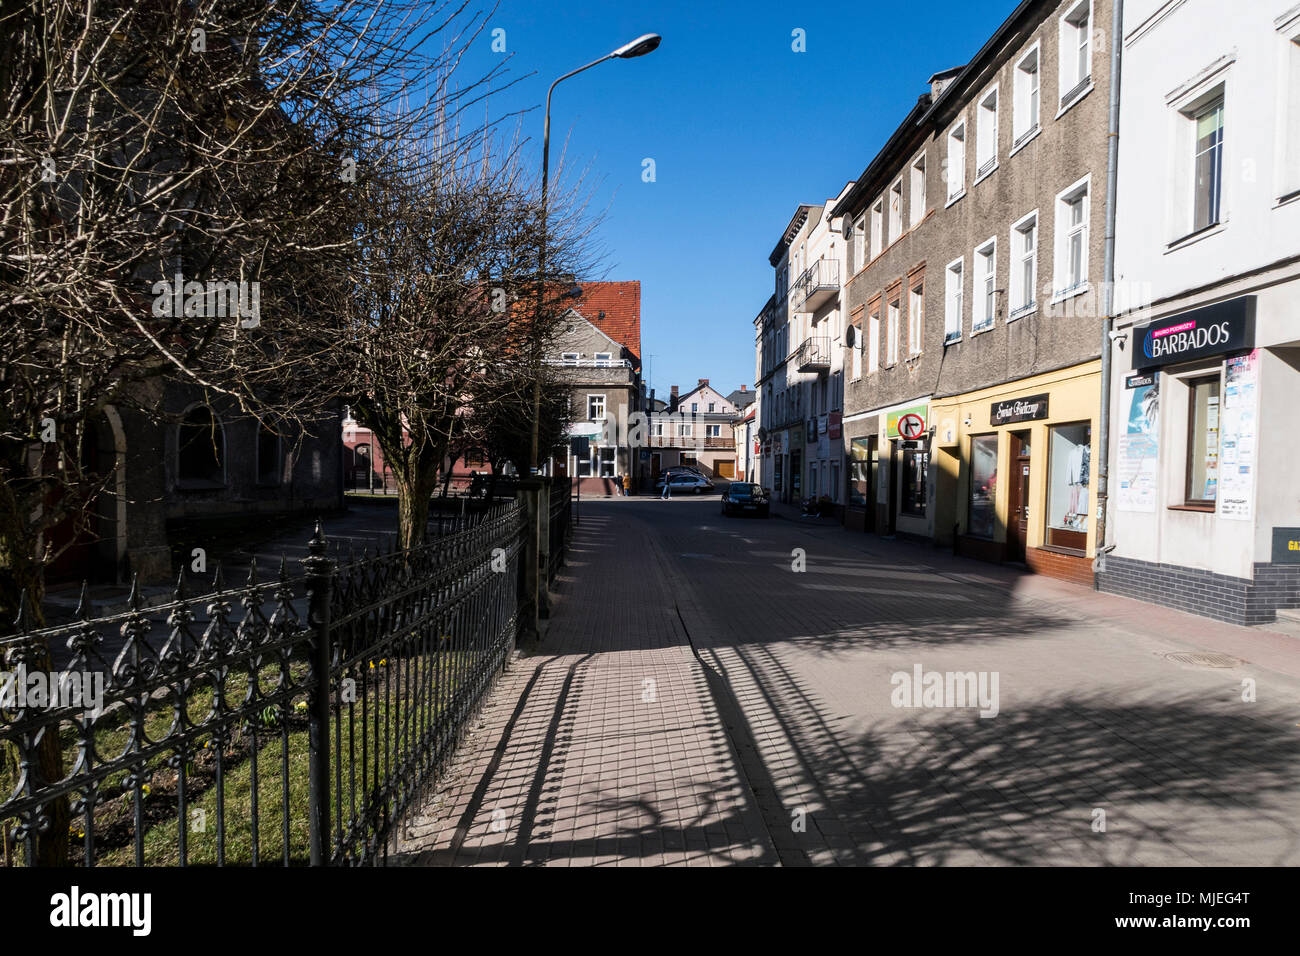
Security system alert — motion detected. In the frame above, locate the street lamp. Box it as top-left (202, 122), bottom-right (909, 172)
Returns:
top-left (530, 32), bottom-right (661, 474)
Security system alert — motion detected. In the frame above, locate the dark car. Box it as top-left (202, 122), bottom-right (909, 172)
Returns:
top-left (721, 482), bottom-right (770, 517)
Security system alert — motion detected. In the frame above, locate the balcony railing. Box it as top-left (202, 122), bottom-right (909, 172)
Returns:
top-left (793, 335), bottom-right (831, 373)
top-left (790, 259), bottom-right (840, 313)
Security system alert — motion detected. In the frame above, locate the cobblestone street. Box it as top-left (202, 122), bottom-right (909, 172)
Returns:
top-left (397, 497), bottom-right (1300, 866)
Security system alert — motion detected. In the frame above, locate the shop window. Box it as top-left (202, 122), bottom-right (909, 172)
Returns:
top-left (849, 438), bottom-right (873, 507)
top-left (1046, 422), bottom-right (1092, 550)
top-left (900, 446), bottom-right (927, 516)
top-left (598, 447), bottom-right (617, 478)
top-left (969, 434), bottom-right (999, 539)
top-left (1186, 375), bottom-right (1220, 506)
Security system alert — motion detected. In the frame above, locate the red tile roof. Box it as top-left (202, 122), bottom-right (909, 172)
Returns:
top-left (573, 281), bottom-right (641, 369)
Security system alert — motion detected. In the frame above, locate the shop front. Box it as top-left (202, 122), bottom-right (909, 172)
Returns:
top-left (840, 398), bottom-right (933, 539)
top-left (930, 362), bottom-right (1100, 584)
top-left (1097, 294), bottom-right (1300, 624)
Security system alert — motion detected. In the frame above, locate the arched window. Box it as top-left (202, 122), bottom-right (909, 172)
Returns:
top-left (178, 406), bottom-right (224, 485)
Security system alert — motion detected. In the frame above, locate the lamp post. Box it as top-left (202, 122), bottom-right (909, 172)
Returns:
top-left (530, 32), bottom-right (661, 474)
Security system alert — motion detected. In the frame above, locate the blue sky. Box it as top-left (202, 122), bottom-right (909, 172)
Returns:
top-left (452, 0), bottom-right (1017, 399)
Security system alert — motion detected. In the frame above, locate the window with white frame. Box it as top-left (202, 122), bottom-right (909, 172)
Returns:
top-left (691, 402), bottom-right (698, 413)
top-left (908, 281), bottom-right (923, 355)
top-left (851, 318), bottom-right (863, 378)
top-left (1010, 211), bottom-right (1038, 316)
top-left (888, 179), bottom-right (903, 239)
top-left (652, 418), bottom-right (664, 438)
top-left (706, 424), bottom-right (721, 438)
top-left (598, 446), bottom-right (616, 477)
top-left (947, 121), bottom-right (966, 201)
top-left (973, 239), bottom-right (996, 332)
top-left (1283, 33), bottom-right (1300, 200)
top-left (887, 297), bottom-right (900, 365)
top-left (1059, 1), bottom-right (1092, 109)
top-left (594, 351), bottom-right (612, 366)
top-left (587, 393), bottom-right (606, 420)
top-left (868, 309), bottom-right (880, 374)
top-left (910, 153), bottom-right (927, 227)
top-left (1054, 177), bottom-right (1090, 297)
top-left (976, 86), bottom-right (999, 177)
top-left (1013, 44), bottom-right (1041, 146)
top-left (1190, 94), bottom-right (1225, 232)
top-left (944, 258), bottom-right (964, 343)
top-left (561, 352), bottom-right (579, 365)
top-left (871, 199), bottom-right (884, 258)
top-left (852, 214), bottom-right (866, 271)
top-left (678, 421), bottom-right (693, 437)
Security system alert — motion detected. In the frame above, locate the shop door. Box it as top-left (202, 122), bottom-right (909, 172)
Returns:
top-left (885, 440), bottom-right (898, 536)
top-left (1007, 431), bottom-right (1031, 562)
top-left (789, 449), bottom-right (802, 503)
top-left (865, 436), bottom-right (878, 533)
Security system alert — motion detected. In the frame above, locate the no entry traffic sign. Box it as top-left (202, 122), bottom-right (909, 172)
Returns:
top-left (897, 413), bottom-right (925, 440)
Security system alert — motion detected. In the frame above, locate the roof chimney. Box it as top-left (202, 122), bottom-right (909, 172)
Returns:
top-left (740, 384), bottom-right (747, 392)
top-left (698, 378), bottom-right (709, 386)
top-left (670, 385), bottom-right (679, 408)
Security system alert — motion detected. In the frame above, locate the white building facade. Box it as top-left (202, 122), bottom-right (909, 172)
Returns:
top-left (1097, 0), bottom-right (1300, 624)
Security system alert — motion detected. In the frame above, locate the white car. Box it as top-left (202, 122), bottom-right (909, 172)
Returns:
top-left (655, 473), bottom-right (715, 495)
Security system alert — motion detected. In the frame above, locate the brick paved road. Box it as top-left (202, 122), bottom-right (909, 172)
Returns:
top-left (396, 496), bottom-right (1300, 866)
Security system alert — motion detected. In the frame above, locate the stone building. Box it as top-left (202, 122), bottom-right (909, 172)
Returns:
top-left (832, 0), bottom-right (1112, 583)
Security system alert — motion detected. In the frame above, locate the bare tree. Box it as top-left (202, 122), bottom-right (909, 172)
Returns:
top-left (0, 0), bottom-right (503, 865)
top-left (340, 123), bottom-right (600, 548)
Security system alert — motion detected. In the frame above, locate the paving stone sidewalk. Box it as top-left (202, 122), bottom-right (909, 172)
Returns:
top-left (394, 508), bottom-right (777, 866)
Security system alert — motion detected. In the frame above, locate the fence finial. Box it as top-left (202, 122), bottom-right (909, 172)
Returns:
top-left (212, 562), bottom-right (225, 592)
top-left (246, 557), bottom-right (259, 586)
top-left (75, 580), bottom-right (91, 620)
top-left (174, 567), bottom-right (187, 600)
top-left (127, 572), bottom-right (142, 611)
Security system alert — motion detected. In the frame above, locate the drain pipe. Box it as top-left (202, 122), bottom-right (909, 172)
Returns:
top-left (1095, 0), bottom-right (1125, 577)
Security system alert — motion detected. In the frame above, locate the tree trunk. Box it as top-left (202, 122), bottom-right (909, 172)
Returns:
top-left (395, 458), bottom-right (440, 550)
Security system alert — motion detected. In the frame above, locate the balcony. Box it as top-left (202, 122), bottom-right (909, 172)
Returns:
top-left (791, 259), bottom-right (840, 313)
top-left (793, 335), bottom-right (831, 373)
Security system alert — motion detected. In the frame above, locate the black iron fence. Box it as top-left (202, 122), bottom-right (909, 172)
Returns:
top-left (0, 501), bottom-right (525, 866)
top-left (548, 477), bottom-right (572, 584)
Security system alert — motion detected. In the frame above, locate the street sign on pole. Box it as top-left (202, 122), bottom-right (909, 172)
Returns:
top-left (897, 413), bottom-right (925, 440)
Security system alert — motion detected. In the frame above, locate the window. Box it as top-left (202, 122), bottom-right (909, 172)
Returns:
top-left (1010, 212), bottom-right (1038, 317)
top-left (908, 282), bottom-right (923, 355)
top-left (1059, 1), bottom-right (1092, 109)
top-left (910, 154), bottom-right (927, 227)
top-left (709, 402), bottom-right (716, 412)
top-left (871, 199), bottom-right (884, 259)
top-left (849, 438), bottom-right (876, 508)
top-left (178, 406), bottom-right (224, 485)
top-left (947, 121), bottom-right (966, 201)
top-left (976, 86), bottom-right (999, 178)
top-left (587, 394), bottom-right (606, 421)
top-left (594, 351), bottom-right (612, 366)
top-left (678, 421), bottom-right (693, 438)
top-left (969, 434), bottom-right (998, 539)
top-left (901, 446), bottom-right (927, 516)
top-left (706, 424), bottom-right (721, 438)
top-left (1192, 96), bottom-right (1225, 232)
top-left (868, 309), bottom-right (880, 373)
top-left (691, 402), bottom-right (699, 413)
top-left (1186, 375), bottom-right (1221, 506)
top-left (256, 423), bottom-right (281, 486)
top-left (973, 238), bottom-right (996, 333)
top-left (887, 297), bottom-right (900, 366)
top-left (830, 460), bottom-right (840, 504)
top-left (853, 215), bottom-right (867, 272)
top-left (1046, 423), bottom-right (1092, 549)
top-left (652, 418), bottom-right (664, 438)
top-left (850, 317), bottom-right (863, 379)
top-left (1282, 34), bottom-right (1300, 200)
top-left (561, 352), bottom-right (580, 365)
top-left (599, 446), bottom-right (617, 478)
top-left (888, 179), bottom-right (903, 239)
top-left (944, 258), bottom-right (964, 343)
top-left (576, 445), bottom-right (617, 477)
top-left (1054, 177), bottom-right (1090, 298)
top-left (1013, 45), bottom-right (1041, 146)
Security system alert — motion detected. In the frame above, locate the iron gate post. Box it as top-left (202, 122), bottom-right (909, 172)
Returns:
top-left (302, 521), bottom-right (335, 865)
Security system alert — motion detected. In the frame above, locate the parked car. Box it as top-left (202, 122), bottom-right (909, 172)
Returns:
top-left (655, 472), bottom-right (715, 495)
top-left (663, 464), bottom-right (706, 478)
top-left (721, 482), bottom-right (770, 517)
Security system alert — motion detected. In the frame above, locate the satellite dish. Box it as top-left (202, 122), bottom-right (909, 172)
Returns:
top-left (845, 325), bottom-right (857, 348)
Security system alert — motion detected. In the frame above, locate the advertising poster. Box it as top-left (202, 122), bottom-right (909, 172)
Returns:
top-left (1117, 373), bottom-right (1159, 512)
top-left (1219, 350), bottom-right (1259, 520)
